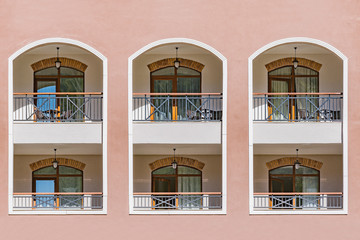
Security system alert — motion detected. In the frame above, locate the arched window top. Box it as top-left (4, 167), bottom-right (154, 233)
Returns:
top-left (31, 57), bottom-right (88, 72)
top-left (265, 57), bottom-right (322, 72)
top-left (147, 58), bottom-right (204, 72)
top-left (152, 165), bottom-right (201, 175)
top-left (269, 65), bottom-right (318, 76)
top-left (269, 165), bottom-right (319, 175)
top-left (152, 66), bottom-right (200, 76)
top-left (35, 66), bottom-right (84, 76)
top-left (33, 165), bottom-right (82, 175)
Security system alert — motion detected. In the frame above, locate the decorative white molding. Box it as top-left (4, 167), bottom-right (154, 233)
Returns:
top-left (128, 38), bottom-right (227, 215)
top-left (8, 38), bottom-right (108, 215)
top-left (248, 37), bottom-right (348, 215)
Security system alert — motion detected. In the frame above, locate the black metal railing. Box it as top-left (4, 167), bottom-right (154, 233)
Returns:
top-left (253, 93), bottom-right (342, 122)
top-left (133, 93), bottom-right (222, 121)
top-left (13, 93), bottom-right (103, 122)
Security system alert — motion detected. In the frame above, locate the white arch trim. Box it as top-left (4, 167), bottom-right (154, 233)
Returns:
top-left (248, 37), bottom-right (348, 215)
top-left (128, 38), bottom-right (227, 215)
top-left (8, 38), bottom-right (108, 215)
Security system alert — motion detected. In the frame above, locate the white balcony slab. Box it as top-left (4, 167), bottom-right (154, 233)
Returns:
top-left (253, 122), bottom-right (342, 144)
top-left (13, 122), bottom-right (102, 144)
top-left (133, 122), bottom-right (221, 144)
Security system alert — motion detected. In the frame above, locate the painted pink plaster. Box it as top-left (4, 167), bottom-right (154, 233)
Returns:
top-left (0, 0), bottom-right (360, 239)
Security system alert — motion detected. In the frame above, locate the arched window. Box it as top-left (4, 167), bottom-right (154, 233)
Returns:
top-left (268, 66), bottom-right (319, 120)
top-left (151, 66), bottom-right (201, 94)
top-left (34, 66), bottom-right (84, 93)
top-left (152, 166), bottom-right (202, 192)
top-left (269, 165), bottom-right (319, 193)
top-left (268, 66), bottom-right (319, 94)
top-left (34, 67), bottom-right (85, 119)
top-left (32, 166), bottom-right (83, 193)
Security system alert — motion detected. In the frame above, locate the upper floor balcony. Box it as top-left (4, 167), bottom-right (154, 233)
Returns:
top-left (11, 43), bottom-right (104, 144)
top-left (131, 43), bottom-right (224, 145)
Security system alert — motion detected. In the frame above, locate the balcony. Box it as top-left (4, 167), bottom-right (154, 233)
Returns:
top-left (133, 192), bottom-right (222, 210)
top-left (13, 92), bottom-right (103, 122)
top-left (253, 93), bottom-right (342, 122)
top-left (13, 192), bottom-right (103, 210)
top-left (133, 93), bottom-right (222, 122)
top-left (132, 93), bottom-right (222, 144)
top-left (12, 92), bottom-right (103, 144)
top-left (252, 93), bottom-right (343, 144)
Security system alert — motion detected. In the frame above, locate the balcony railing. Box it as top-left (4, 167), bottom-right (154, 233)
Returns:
top-left (13, 92), bottom-right (103, 122)
top-left (253, 192), bottom-right (343, 210)
top-left (133, 93), bottom-right (222, 121)
top-left (133, 192), bottom-right (222, 210)
top-left (13, 192), bottom-right (103, 210)
top-left (253, 93), bottom-right (342, 122)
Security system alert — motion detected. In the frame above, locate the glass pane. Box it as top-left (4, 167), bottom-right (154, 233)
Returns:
top-left (60, 67), bottom-right (83, 76)
top-left (35, 67), bottom-right (58, 76)
top-left (35, 180), bottom-right (55, 192)
top-left (59, 166), bottom-right (82, 175)
top-left (33, 167), bottom-right (56, 175)
top-left (295, 166), bottom-right (319, 175)
top-left (269, 66), bottom-right (292, 76)
top-left (152, 166), bottom-right (176, 175)
top-left (295, 77), bottom-right (319, 93)
top-left (36, 81), bottom-right (56, 114)
top-left (177, 67), bottom-right (200, 76)
top-left (177, 166), bottom-right (201, 175)
top-left (270, 80), bottom-right (289, 121)
top-left (271, 176), bottom-right (293, 192)
top-left (152, 67), bottom-right (175, 76)
top-left (295, 176), bottom-right (319, 192)
top-left (59, 176), bottom-right (83, 192)
top-left (295, 66), bottom-right (317, 75)
top-left (153, 80), bottom-right (173, 93)
top-left (60, 78), bottom-right (84, 92)
top-left (154, 177), bottom-right (176, 192)
top-left (270, 166), bottom-right (293, 174)
top-left (178, 176), bottom-right (201, 192)
top-left (177, 78), bottom-right (200, 93)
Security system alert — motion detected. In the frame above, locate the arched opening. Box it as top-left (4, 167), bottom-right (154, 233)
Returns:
top-left (129, 38), bottom-right (226, 213)
top-left (249, 38), bottom-right (347, 213)
top-left (9, 38), bottom-right (107, 213)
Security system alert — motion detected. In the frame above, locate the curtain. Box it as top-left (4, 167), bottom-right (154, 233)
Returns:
top-left (178, 176), bottom-right (201, 209)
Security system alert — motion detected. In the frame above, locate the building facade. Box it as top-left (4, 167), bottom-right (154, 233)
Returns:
top-left (0, 0), bottom-right (359, 239)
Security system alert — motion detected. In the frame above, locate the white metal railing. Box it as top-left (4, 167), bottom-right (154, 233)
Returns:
top-left (133, 192), bottom-right (222, 210)
top-left (13, 192), bottom-right (103, 210)
top-left (253, 192), bottom-right (343, 210)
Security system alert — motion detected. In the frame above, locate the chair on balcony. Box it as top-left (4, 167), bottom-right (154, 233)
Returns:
top-left (60, 110), bottom-right (73, 121)
top-left (34, 108), bottom-right (46, 121)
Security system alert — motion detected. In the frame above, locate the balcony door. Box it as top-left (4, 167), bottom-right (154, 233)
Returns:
top-left (269, 165), bottom-right (320, 208)
top-left (32, 166), bottom-right (83, 207)
top-left (34, 66), bottom-right (84, 120)
top-left (268, 66), bottom-right (319, 120)
top-left (150, 66), bottom-right (201, 120)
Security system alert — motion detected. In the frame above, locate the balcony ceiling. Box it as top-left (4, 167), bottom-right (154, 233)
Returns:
top-left (133, 144), bottom-right (221, 155)
top-left (24, 43), bottom-right (91, 55)
top-left (14, 143), bottom-right (102, 155)
top-left (253, 143), bottom-right (342, 155)
top-left (145, 43), bottom-right (212, 55)
top-left (264, 43), bottom-right (332, 55)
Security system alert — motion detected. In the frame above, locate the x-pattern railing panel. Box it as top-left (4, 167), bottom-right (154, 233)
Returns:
top-left (13, 94), bottom-right (103, 122)
top-left (13, 194), bottom-right (103, 209)
top-left (133, 95), bottom-right (222, 121)
top-left (253, 94), bottom-right (342, 122)
top-left (253, 194), bottom-right (343, 209)
top-left (133, 194), bottom-right (222, 210)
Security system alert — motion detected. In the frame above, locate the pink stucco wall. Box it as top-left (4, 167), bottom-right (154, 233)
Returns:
top-left (1, 1), bottom-right (360, 239)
